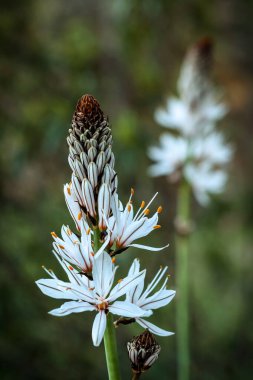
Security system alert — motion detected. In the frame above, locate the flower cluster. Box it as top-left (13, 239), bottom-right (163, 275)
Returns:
top-left (36, 95), bottom-right (175, 347)
top-left (148, 38), bottom-right (233, 205)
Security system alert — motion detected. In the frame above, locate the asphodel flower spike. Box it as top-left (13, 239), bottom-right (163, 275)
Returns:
top-left (67, 94), bottom-right (118, 228)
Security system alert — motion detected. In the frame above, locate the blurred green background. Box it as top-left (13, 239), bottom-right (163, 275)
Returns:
top-left (1, 0), bottom-right (253, 379)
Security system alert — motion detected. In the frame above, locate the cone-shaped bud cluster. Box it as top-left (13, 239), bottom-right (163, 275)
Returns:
top-left (67, 94), bottom-right (118, 227)
top-left (127, 330), bottom-right (161, 374)
top-left (178, 37), bottom-right (213, 109)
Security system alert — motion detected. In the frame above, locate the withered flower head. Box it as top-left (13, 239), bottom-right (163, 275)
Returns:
top-left (127, 330), bottom-right (161, 374)
top-left (67, 94), bottom-right (118, 228)
top-left (178, 37), bottom-right (214, 108)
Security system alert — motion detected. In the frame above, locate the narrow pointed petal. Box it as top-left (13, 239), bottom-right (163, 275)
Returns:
top-left (140, 289), bottom-right (176, 310)
top-left (92, 311), bottom-right (107, 347)
top-left (92, 251), bottom-right (114, 298)
top-left (36, 279), bottom-right (79, 300)
top-left (136, 318), bottom-right (174, 336)
top-left (129, 243), bottom-right (169, 251)
top-left (108, 270), bottom-right (146, 302)
top-left (49, 301), bottom-right (95, 316)
top-left (109, 301), bottom-right (147, 318)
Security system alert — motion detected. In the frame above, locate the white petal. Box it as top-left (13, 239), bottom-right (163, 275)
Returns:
top-left (140, 289), bottom-right (176, 310)
top-left (49, 301), bottom-right (95, 316)
top-left (36, 279), bottom-right (79, 300)
top-left (108, 270), bottom-right (146, 302)
top-left (129, 243), bottom-right (169, 251)
top-left (92, 311), bottom-right (107, 347)
top-left (136, 318), bottom-right (174, 336)
top-left (109, 301), bottom-right (146, 318)
top-left (92, 251), bottom-right (114, 298)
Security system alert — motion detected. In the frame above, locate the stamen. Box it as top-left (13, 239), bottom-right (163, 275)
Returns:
top-left (86, 228), bottom-right (91, 235)
top-left (153, 225), bottom-right (161, 229)
top-left (140, 201), bottom-right (145, 208)
top-left (78, 211), bottom-right (82, 220)
top-left (131, 188), bottom-right (134, 195)
top-left (144, 209), bottom-right (150, 216)
top-left (67, 228), bottom-right (72, 235)
top-left (117, 278), bottom-right (123, 283)
top-left (67, 186), bottom-right (71, 195)
top-left (58, 244), bottom-right (65, 249)
top-left (90, 252), bottom-right (95, 257)
top-left (68, 265), bottom-right (74, 271)
top-left (127, 204), bottom-right (132, 212)
top-left (157, 206), bottom-right (162, 213)
top-left (51, 232), bottom-right (58, 238)
top-left (112, 257), bottom-right (116, 263)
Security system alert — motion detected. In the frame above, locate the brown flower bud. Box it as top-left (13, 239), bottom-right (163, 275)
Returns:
top-left (127, 330), bottom-right (161, 374)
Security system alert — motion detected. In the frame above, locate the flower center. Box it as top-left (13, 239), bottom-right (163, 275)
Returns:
top-left (97, 301), bottom-right (109, 311)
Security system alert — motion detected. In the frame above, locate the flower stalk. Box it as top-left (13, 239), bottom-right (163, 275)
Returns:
top-left (103, 313), bottom-right (121, 380)
top-left (93, 227), bottom-right (121, 380)
top-left (175, 180), bottom-right (191, 380)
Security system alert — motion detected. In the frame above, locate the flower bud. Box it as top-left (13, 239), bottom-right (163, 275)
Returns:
top-left (67, 94), bottom-right (118, 226)
top-left (127, 330), bottom-right (161, 374)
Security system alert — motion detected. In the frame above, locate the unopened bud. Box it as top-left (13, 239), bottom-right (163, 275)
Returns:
top-left (127, 330), bottom-right (161, 375)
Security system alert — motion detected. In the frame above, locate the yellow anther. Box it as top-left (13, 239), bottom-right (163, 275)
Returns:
top-left (90, 252), bottom-right (95, 257)
top-left (127, 204), bottom-right (132, 212)
top-left (68, 265), bottom-right (74, 271)
top-left (86, 228), bottom-right (91, 235)
top-left (67, 187), bottom-right (71, 195)
top-left (77, 211), bottom-right (82, 220)
top-left (157, 206), bottom-right (163, 214)
top-left (153, 225), bottom-right (161, 229)
top-left (117, 278), bottom-right (123, 283)
top-left (111, 257), bottom-right (116, 264)
top-left (144, 209), bottom-right (150, 216)
top-left (51, 232), bottom-right (58, 238)
top-left (131, 188), bottom-right (134, 195)
top-left (140, 201), bottom-right (145, 208)
top-left (58, 244), bottom-right (65, 249)
top-left (67, 228), bottom-right (72, 236)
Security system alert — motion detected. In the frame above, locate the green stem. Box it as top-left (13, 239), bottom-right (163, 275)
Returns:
top-left (93, 228), bottom-right (121, 380)
top-left (104, 314), bottom-right (121, 380)
top-left (175, 181), bottom-right (191, 380)
top-left (131, 372), bottom-right (142, 380)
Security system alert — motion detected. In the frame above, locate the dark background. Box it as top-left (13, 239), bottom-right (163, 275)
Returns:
top-left (1, 1), bottom-right (253, 379)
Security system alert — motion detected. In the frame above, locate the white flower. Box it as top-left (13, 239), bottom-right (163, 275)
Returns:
top-left (51, 218), bottom-right (110, 273)
top-left (148, 131), bottom-right (232, 205)
top-left (148, 134), bottom-right (188, 177)
top-left (105, 190), bottom-right (169, 253)
top-left (36, 251), bottom-right (148, 347)
top-left (184, 162), bottom-right (228, 205)
top-left (126, 259), bottom-right (176, 336)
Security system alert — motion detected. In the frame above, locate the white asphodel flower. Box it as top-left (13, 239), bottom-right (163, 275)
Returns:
top-left (148, 132), bottom-right (233, 205)
top-left (36, 251), bottom-right (149, 347)
top-left (105, 190), bottom-right (169, 253)
top-left (154, 95), bottom-right (227, 137)
top-left (184, 162), bottom-right (228, 205)
top-left (148, 134), bottom-right (187, 178)
top-left (50, 218), bottom-right (110, 274)
top-left (126, 259), bottom-right (175, 336)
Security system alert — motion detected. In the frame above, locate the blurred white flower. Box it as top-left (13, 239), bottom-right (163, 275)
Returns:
top-left (148, 38), bottom-right (233, 205)
top-left (126, 259), bottom-right (176, 336)
top-left (36, 251), bottom-right (148, 347)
